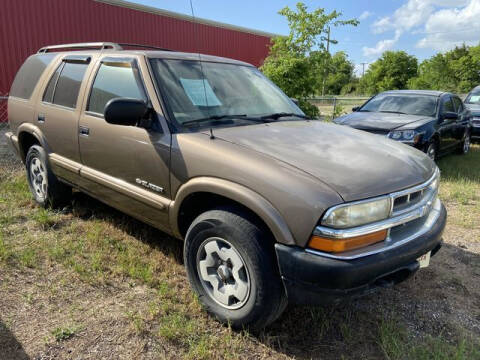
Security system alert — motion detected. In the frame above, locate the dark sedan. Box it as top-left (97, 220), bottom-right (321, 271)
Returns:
top-left (334, 90), bottom-right (472, 160)
top-left (464, 85), bottom-right (480, 142)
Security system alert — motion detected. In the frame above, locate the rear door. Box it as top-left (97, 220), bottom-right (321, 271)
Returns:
top-left (438, 95), bottom-right (457, 153)
top-left (452, 96), bottom-right (469, 145)
top-left (35, 54), bottom-right (93, 182)
top-left (78, 55), bottom-right (172, 231)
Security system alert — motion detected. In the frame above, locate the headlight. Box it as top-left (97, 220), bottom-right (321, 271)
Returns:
top-left (388, 130), bottom-right (423, 143)
top-left (402, 130), bottom-right (415, 140)
top-left (390, 131), bottom-right (402, 140)
top-left (321, 197), bottom-right (391, 229)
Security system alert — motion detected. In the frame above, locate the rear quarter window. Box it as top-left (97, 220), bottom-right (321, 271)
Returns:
top-left (10, 54), bottom-right (57, 99)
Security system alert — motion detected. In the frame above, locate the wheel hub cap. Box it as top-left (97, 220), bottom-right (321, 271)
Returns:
top-left (196, 238), bottom-right (250, 309)
top-left (30, 157), bottom-right (47, 199)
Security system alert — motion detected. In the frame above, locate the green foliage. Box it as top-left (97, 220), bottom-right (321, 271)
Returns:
top-left (261, 2), bottom-right (358, 117)
top-left (408, 44), bottom-right (480, 94)
top-left (359, 51), bottom-right (418, 95)
top-left (320, 51), bottom-right (356, 95)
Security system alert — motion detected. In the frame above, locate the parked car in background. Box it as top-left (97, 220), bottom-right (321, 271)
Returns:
top-left (334, 90), bottom-right (472, 160)
top-left (464, 85), bottom-right (480, 142)
top-left (6, 43), bottom-right (446, 330)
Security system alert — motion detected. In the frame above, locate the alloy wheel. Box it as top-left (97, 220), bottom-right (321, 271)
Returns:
top-left (427, 143), bottom-right (436, 161)
top-left (463, 135), bottom-right (471, 154)
top-left (196, 237), bottom-right (250, 310)
top-left (30, 157), bottom-right (47, 200)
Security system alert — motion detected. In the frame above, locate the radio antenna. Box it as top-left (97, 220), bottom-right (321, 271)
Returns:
top-left (189, 0), bottom-right (213, 138)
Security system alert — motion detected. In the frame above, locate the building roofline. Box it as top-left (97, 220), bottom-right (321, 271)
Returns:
top-left (94, 0), bottom-right (281, 38)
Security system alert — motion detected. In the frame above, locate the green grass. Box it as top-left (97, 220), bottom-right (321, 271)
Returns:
top-left (0, 148), bottom-right (479, 358)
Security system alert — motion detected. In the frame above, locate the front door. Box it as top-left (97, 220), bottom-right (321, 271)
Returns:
top-left (78, 55), bottom-right (171, 231)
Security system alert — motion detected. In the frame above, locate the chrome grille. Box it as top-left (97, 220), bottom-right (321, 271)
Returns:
top-left (390, 170), bottom-right (439, 217)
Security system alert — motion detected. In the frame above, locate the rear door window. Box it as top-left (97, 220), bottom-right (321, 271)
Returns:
top-left (452, 97), bottom-right (464, 114)
top-left (87, 59), bottom-right (147, 115)
top-left (52, 62), bottom-right (89, 108)
top-left (10, 54), bottom-right (57, 99)
top-left (42, 61), bottom-right (89, 109)
top-left (442, 97), bottom-right (455, 113)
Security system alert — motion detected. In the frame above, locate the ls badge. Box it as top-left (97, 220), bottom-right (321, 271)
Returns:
top-left (136, 178), bottom-right (164, 193)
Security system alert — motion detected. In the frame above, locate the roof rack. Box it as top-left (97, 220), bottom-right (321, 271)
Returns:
top-left (37, 42), bottom-right (173, 53)
top-left (38, 42), bottom-right (123, 53)
top-left (117, 43), bottom-right (173, 51)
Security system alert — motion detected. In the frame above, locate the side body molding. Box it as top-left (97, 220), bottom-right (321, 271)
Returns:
top-left (169, 177), bottom-right (296, 245)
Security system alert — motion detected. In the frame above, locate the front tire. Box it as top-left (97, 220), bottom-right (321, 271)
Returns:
top-left (184, 208), bottom-right (287, 330)
top-left (25, 145), bottom-right (71, 208)
top-left (425, 142), bottom-right (437, 161)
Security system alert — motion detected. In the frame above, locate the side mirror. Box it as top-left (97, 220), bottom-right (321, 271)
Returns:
top-left (104, 98), bottom-right (148, 126)
top-left (352, 106), bottom-right (360, 112)
top-left (442, 111), bottom-right (458, 121)
top-left (290, 98), bottom-right (300, 106)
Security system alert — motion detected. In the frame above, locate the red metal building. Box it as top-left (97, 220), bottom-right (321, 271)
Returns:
top-left (0, 0), bottom-right (275, 120)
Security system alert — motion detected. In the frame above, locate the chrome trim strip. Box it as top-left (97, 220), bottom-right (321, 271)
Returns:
top-left (307, 198), bottom-right (442, 260)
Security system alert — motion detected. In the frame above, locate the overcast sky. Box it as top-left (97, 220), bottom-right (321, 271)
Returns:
top-left (131, 0), bottom-right (480, 74)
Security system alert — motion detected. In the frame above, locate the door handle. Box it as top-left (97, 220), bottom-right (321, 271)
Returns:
top-left (37, 114), bottom-right (45, 123)
top-left (79, 126), bottom-right (90, 136)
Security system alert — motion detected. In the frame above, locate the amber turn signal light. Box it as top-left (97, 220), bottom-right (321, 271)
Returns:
top-left (308, 229), bottom-right (388, 253)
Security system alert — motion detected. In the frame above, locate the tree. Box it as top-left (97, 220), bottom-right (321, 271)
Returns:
top-left (358, 51), bottom-right (418, 95)
top-left (319, 51), bottom-right (355, 95)
top-left (261, 3), bottom-right (358, 117)
top-left (408, 44), bottom-right (480, 94)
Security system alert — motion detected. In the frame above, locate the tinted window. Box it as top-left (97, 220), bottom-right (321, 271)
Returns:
top-left (10, 54), bottom-right (56, 99)
top-left (442, 97), bottom-right (455, 113)
top-left (43, 63), bottom-right (63, 103)
top-left (361, 94), bottom-right (437, 117)
top-left (87, 62), bottom-right (146, 114)
top-left (452, 97), bottom-right (464, 113)
top-left (52, 62), bottom-right (88, 108)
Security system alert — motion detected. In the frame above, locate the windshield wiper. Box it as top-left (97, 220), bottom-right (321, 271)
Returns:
top-left (182, 114), bottom-right (265, 126)
top-left (260, 112), bottom-right (310, 120)
top-left (379, 110), bottom-right (407, 115)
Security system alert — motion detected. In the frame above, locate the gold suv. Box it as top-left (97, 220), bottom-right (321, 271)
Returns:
top-left (5, 43), bottom-right (446, 329)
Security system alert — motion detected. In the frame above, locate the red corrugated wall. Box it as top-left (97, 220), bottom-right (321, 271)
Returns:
top-left (0, 0), bottom-right (273, 120)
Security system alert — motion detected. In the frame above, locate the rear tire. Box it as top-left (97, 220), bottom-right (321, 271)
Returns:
top-left (184, 207), bottom-right (287, 331)
top-left (25, 145), bottom-right (71, 208)
top-left (458, 132), bottom-right (471, 155)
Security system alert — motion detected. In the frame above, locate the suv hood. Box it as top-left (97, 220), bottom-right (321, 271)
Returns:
top-left (334, 111), bottom-right (431, 131)
top-left (208, 121), bottom-right (435, 202)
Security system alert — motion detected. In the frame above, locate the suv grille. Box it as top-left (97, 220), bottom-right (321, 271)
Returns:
top-left (390, 172), bottom-right (439, 217)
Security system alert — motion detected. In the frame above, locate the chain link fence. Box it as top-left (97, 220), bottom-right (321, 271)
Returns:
top-left (309, 96), bottom-right (370, 120)
top-left (0, 94), bottom-right (21, 170)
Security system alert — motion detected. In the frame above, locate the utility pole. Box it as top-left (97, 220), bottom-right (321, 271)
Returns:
top-left (322, 26), bottom-right (331, 96)
top-left (360, 62), bottom-right (368, 77)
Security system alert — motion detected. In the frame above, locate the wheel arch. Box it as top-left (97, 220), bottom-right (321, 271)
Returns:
top-left (16, 123), bottom-right (49, 163)
top-left (170, 177), bottom-right (295, 246)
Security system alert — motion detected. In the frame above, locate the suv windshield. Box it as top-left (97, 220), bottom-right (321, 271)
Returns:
top-left (360, 94), bottom-right (438, 117)
top-left (150, 59), bottom-right (304, 127)
top-left (465, 91), bottom-right (480, 105)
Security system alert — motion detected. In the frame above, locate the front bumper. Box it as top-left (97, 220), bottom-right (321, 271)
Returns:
top-left (275, 201), bottom-right (446, 305)
top-left (472, 124), bottom-right (480, 140)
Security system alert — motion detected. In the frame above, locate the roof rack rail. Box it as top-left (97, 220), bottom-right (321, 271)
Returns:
top-left (37, 42), bottom-right (174, 54)
top-left (116, 43), bottom-right (173, 51)
top-left (37, 42), bottom-right (123, 53)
